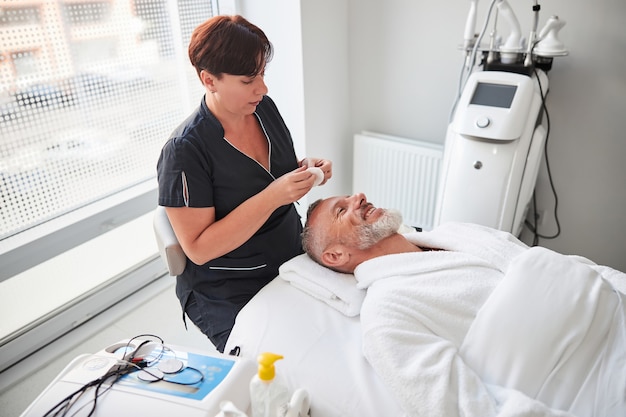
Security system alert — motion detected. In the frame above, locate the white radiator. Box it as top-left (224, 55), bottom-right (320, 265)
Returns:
top-left (352, 131), bottom-right (443, 230)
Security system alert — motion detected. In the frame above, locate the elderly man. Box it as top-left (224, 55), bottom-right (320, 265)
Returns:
top-left (301, 193), bottom-right (626, 417)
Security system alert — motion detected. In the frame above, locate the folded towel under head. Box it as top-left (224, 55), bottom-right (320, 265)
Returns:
top-left (279, 254), bottom-right (366, 317)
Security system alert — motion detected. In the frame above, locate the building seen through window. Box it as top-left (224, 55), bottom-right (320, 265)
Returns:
top-left (0, 0), bottom-right (212, 239)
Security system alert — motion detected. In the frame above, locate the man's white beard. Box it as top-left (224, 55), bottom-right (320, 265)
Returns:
top-left (356, 209), bottom-right (403, 249)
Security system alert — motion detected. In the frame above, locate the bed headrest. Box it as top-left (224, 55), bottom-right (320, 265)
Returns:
top-left (153, 206), bottom-right (187, 276)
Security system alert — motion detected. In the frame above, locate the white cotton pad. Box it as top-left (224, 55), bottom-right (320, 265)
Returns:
top-left (307, 166), bottom-right (324, 186)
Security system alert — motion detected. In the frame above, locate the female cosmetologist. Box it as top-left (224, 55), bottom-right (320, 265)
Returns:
top-left (157, 15), bottom-right (332, 352)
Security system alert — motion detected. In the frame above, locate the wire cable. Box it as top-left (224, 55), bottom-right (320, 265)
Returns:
top-left (43, 365), bottom-right (136, 417)
top-left (524, 68), bottom-right (561, 244)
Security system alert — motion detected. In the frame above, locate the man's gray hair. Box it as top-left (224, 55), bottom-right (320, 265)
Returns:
top-left (301, 199), bottom-right (325, 264)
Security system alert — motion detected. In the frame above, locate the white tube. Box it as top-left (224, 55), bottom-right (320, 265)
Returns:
top-left (463, 0), bottom-right (479, 49)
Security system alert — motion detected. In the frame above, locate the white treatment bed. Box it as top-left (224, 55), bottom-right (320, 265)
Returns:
top-left (224, 270), bottom-right (407, 417)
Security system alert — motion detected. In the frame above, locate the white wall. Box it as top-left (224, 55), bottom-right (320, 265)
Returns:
top-left (299, 0), bottom-right (351, 202)
top-left (238, 0), bottom-right (626, 271)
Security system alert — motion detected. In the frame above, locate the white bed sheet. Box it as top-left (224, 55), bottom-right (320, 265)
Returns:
top-left (224, 277), bottom-right (406, 417)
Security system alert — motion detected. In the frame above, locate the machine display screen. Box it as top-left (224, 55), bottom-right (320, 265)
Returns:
top-left (470, 82), bottom-right (518, 108)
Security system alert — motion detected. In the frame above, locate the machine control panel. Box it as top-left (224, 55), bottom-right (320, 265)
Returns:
top-left (453, 71), bottom-right (537, 140)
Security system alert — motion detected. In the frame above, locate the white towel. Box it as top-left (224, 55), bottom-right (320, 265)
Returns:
top-left (279, 254), bottom-right (366, 317)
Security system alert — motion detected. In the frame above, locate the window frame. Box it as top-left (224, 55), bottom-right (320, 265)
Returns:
top-left (0, 181), bottom-right (157, 282)
top-left (0, 0), bottom-right (226, 373)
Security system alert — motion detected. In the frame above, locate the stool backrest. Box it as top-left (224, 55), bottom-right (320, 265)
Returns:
top-left (153, 206), bottom-right (187, 276)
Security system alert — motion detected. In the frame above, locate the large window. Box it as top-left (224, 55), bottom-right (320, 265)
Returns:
top-left (0, 0), bottom-right (218, 372)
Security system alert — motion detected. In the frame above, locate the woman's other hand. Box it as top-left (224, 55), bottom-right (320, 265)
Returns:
top-left (266, 165), bottom-right (318, 205)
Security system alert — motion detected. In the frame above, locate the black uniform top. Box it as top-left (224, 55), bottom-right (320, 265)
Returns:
top-left (156, 95), bottom-right (303, 337)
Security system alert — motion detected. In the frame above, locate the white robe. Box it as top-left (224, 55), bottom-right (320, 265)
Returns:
top-left (356, 222), bottom-right (626, 417)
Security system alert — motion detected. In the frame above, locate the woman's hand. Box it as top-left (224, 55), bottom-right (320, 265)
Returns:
top-left (265, 165), bottom-right (318, 206)
top-left (300, 157), bottom-right (333, 185)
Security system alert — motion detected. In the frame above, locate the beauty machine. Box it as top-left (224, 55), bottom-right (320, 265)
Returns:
top-left (435, 69), bottom-right (547, 235)
top-left (20, 338), bottom-right (256, 417)
top-left (434, 0), bottom-right (568, 235)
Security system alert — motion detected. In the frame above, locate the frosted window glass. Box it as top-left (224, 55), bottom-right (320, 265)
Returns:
top-left (0, 0), bottom-right (213, 239)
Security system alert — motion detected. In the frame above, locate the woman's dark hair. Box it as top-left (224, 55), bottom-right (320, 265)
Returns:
top-left (188, 15), bottom-right (273, 79)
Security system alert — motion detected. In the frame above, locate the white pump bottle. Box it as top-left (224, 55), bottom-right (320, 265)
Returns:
top-left (249, 352), bottom-right (290, 417)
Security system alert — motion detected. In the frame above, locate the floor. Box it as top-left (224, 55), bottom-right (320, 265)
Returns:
top-left (0, 275), bottom-right (214, 417)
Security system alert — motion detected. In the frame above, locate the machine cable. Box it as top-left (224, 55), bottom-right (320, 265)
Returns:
top-left (524, 67), bottom-right (561, 244)
top-left (43, 365), bottom-right (135, 417)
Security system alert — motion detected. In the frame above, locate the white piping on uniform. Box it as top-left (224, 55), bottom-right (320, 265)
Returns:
top-left (209, 264), bottom-right (267, 271)
top-left (222, 112), bottom-right (274, 178)
top-left (181, 171), bottom-right (189, 207)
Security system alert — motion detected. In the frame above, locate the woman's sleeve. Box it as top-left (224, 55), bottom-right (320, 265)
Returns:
top-left (157, 137), bottom-right (214, 207)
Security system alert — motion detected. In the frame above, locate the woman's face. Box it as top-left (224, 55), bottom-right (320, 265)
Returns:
top-left (205, 70), bottom-right (268, 117)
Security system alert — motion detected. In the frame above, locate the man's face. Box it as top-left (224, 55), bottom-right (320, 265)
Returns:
top-left (355, 207), bottom-right (403, 249)
top-left (309, 193), bottom-right (402, 251)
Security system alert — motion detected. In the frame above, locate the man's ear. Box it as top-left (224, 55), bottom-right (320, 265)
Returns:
top-left (321, 244), bottom-right (350, 269)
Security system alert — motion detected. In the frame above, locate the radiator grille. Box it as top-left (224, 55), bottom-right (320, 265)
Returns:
top-left (352, 132), bottom-right (443, 230)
